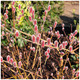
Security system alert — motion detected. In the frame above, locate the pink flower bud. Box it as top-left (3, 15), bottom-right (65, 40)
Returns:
top-left (47, 54), bottom-right (50, 59)
top-left (74, 30), bottom-right (78, 35)
top-left (69, 46), bottom-right (73, 52)
top-left (59, 44), bottom-right (63, 50)
top-left (19, 4), bottom-right (21, 9)
top-left (21, 9), bottom-right (24, 14)
top-left (6, 10), bottom-right (8, 14)
top-left (12, 6), bottom-right (15, 13)
top-left (57, 34), bottom-right (60, 39)
top-left (32, 10), bottom-right (34, 15)
top-left (7, 55), bottom-right (10, 62)
top-left (41, 40), bottom-right (45, 47)
top-left (45, 10), bottom-right (47, 15)
top-left (30, 47), bottom-right (33, 51)
top-left (60, 52), bottom-right (64, 55)
top-left (4, 13), bottom-right (8, 19)
top-left (1, 56), bottom-right (3, 62)
top-left (32, 14), bottom-right (35, 19)
top-left (65, 41), bottom-right (68, 46)
top-left (33, 19), bottom-right (37, 25)
top-left (33, 47), bottom-right (35, 52)
top-left (7, 46), bottom-right (10, 52)
top-left (13, 62), bottom-right (17, 68)
top-left (57, 31), bottom-right (59, 35)
top-left (12, 1), bottom-right (15, 5)
top-left (47, 38), bottom-right (51, 45)
top-left (62, 41), bottom-right (66, 48)
top-left (18, 61), bottom-right (22, 68)
top-left (29, 7), bottom-right (33, 13)
top-left (45, 51), bottom-right (48, 56)
top-left (38, 33), bottom-right (41, 39)
top-left (69, 35), bottom-right (71, 40)
top-left (48, 5), bottom-right (51, 11)
top-left (43, 16), bottom-right (46, 21)
top-left (32, 35), bottom-right (36, 42)
top-left (47, 48), bottom-right (50, 53)
top-left (54, 40), bottom-right (58, 47)
top-left (15, 30), bottom-right (19, 37)
top-left (29, 16), bottom-right (32, 21)
top-left (19, 54), bottom-right (22, 59)
top-left (36, 36), bottom-right (40, 43)
top-left (53, 21), bottom-right (57, 28)
top-left (10, 58), bottom-right (13, 64)
top-left (34, 25), bottom-right (38, 33)
top-left (2, 31), bottom-right (5, 36)
top-left (76, 71), bottom-right (79, 77)
top-left (62, 27), bottom-right (64, 31)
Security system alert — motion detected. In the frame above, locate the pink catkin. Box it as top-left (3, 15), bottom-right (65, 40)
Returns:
top-left (32, 35), bottom-right (36, 42)
top-left (41, 40), bottom-right (45, 48)
top-left (15, 31), bottom-right (19, 37)
top-left (33, 47), bottom-right (35, 52)
top-left (18, 61), bottom-right (22, 68)
top-left (62, 41), bottom-right (66, 48)
top-left (47, 48), bottom-right (50, 53)
top-left (53, 21), bottom-right (57, 28)
top-left (34, 25), bottom-right (38, 33)
top-left (29, 16), bottom-right (32, 21)
top-left (10, 58), bottom-right (13, 64)
top-left (19, 4), bottom-right (21, 9)
top-left (47, 54), bottom-right (50, 59)
top-left (69, 46), bottom-right (73, 52)
top-left (21, 9), bottom-right (24, 14)
top-left (47, 38), bottom-right (51, 45)
top-left (13, 62), bottom-right (17, 68)
top-left (48, 5), bottom-right (51, 11)
top-left (54, 40), bottom-right (58, 47)
top-left (12, 1), bottom-right (15, 5)
top-left (1, 56), bottom-right (3, 62)
top-left (59, 44), bottom-right (63, 50)
top-left (45, 10), bottom-right (47, 15)
top-left (29, 7), bottom-right (33, 13)
top-left (4, 13), bottom-right (8, 19)
top-left (7, 55), bottom-right (10, 62)
top-left (33, 19), bottom-right (37, 25)
top-left (45, 51), bottom-right (48, 56)
top-left (19, 54), bottom-right (22, 59)
top-left (12, 6), bottom-right (15, 13)
top-left (36, 36), bottom-right (40, 43)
